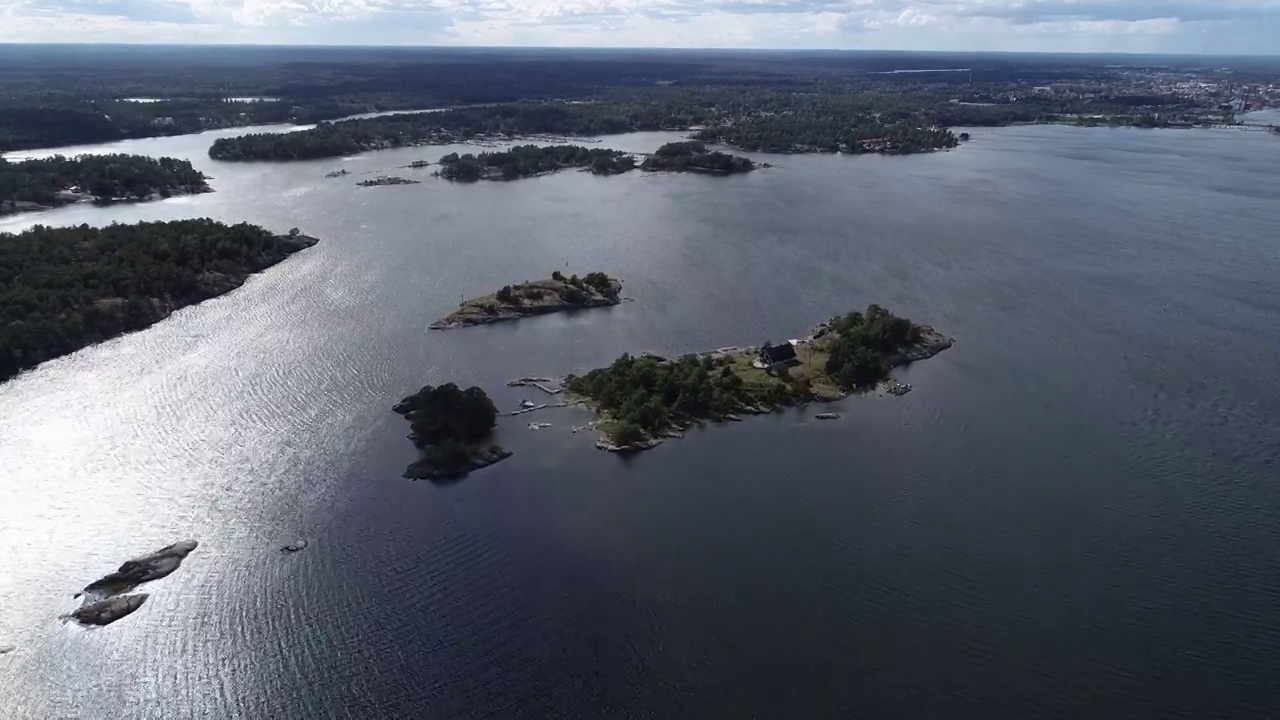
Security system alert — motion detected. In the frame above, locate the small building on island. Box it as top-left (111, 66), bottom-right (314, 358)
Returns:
top-left (758, 341), bottom-right (798, 367)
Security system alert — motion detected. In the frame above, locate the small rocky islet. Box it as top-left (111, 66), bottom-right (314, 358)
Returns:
top-left (430, 272), bottom-right (622, 330)
top-left (66, 540), bottom-right (199, 627)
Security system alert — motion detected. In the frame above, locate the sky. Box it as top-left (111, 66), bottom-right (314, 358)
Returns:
top-left (2, 0), bottom-right (1280, 54)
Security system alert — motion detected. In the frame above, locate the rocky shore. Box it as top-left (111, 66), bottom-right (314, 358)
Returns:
top-left (431, 274), bottom-right (622, 330)
top-left (403, 444), bottom-right (513, 480)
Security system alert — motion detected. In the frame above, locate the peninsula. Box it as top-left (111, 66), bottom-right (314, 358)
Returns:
top-left (0, 220), bottom-right (318, 383)
top-left (392, 383), bottom-right (511, 480)
top-left (431, 272), bottom-right (622, 330)
top-left (564, 305), bottom-right (952, 451)
top-left (0, 153), bottom-right (210, 217)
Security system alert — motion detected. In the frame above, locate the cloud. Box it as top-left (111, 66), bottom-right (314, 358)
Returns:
top-left (2, 0), bottom-right (1280, 52)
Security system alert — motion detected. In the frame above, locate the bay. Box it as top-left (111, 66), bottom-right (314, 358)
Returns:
top-left (1, 122), bottom-right (1279, 719)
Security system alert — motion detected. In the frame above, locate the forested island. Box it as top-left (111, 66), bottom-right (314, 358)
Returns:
top-left (206, 97), bottom-right (963, 161)
top-left (392, 383), bottom-right (511, 480)
top-left (431, 272), bottom-right (622, 329)
top-left (437, 145), bottom-right (635, 181)
top-left (0, 220), bottom-right (318, 382)
top-left (641, 142), bottom-right (756, 173)
top-left (564, 305), bottom-right (952, 451)
top-left (0, 154), bottom-right (210, 216)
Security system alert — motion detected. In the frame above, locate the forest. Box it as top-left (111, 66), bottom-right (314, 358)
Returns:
top-left (391, 383), bottom-right (510, 479)
top-left (0, 46), bottom-right (1259, 154)
top-left (641, 142), bottom-right (755, 173)
top-left (0, 154), bottom-right (209, 214)
top-left (0, 219), bottom-right (316, 382)
top-left (437, 145), bottom-right (636, 181)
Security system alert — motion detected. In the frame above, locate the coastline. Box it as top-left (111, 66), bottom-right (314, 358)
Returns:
top-left (0, 230), bottom-right (318, 384)
top-left (0, 185), bottom-right (213, 219)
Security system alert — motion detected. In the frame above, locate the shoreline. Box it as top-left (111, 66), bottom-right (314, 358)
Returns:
top-left (1, 229), bottom-right (318, 384)
top-left (0, 185), bottom-right (213, 219)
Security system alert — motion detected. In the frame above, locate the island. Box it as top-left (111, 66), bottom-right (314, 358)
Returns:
top-left (357, 176), bottom-right (419, 187)
top-left (640, 141), bottom-right (755, 174)
top-left (437, 145), bottom-right (636, 181)
top-left (392, 383), bottom-right (511, 480)
top-left (431, 272), bottom-right (622, 330)
top-left (66, 539), bottom-right (199, 627)
top-left (0, 219), bottom-right (319, 383)
top-left (564, 304), bottom-right (952, 451)
top-left (0, 153), bottom-right (210, 217)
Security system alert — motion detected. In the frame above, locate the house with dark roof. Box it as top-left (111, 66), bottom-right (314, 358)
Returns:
top-left (758, 341), bottom-right (798, 367)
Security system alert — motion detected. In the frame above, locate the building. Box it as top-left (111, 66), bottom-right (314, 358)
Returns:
top-left (758, 342), bottom-right (798, 367)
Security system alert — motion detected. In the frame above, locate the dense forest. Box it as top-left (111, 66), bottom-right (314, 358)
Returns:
top-left (566, 304), bottom-right (935, 446)
top-left (391, 383), bottom-right (510, 479)
top-left (0, 154), bottom-right (209, 215)
top-left (0, 46), bottom-right (1257, 153)
top-left (207, 102), bottom-right (678, 161)
top-left (820, 305), bottom-right (923, 388)
top-left (0, 219), bottom-right (316, 382)
top-left (641, 141), bottom-right (755, 173)
top-left (437, 145), bottom-right (635, 181)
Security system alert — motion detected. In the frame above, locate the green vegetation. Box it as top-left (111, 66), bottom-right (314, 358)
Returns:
top-left (821, 305), bottom-right (923, 388)
top-left (0, 47), bottom-right (1256, 154)
top-left (391, 383), bottom-right (511, 480)
top-left (0, 154), bottom-right (209, 215)
top-left (438, 145), bottom-right (636, 181)
top-left (0, 219), bottom-right (317, 382)
top-left (565, 305), bottom-right (949, 448)
top-left (208, 103), bottom-right (661, 161)
top-left (641, 141), bottom-right (755, 173)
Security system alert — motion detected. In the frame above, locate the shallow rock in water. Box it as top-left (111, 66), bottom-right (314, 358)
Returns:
top-left (69, 594), bottom-right (149, 626)
top-left (815, 412), bottom-right (842, 420)
top-left (281, 539), bottom-right (308, 552)
top-left (81, 540), bottom-right (198, 597)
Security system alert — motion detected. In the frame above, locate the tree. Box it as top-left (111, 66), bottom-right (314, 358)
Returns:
top-left (612, 422), bottom-right (646, 446)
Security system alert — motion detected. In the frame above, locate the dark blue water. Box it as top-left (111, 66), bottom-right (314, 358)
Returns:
top-left (1, 123), bottom-right (1278, 718)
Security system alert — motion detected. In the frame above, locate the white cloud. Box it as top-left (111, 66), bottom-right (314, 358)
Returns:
top-left (1, 0), bottom-right (1279, 52)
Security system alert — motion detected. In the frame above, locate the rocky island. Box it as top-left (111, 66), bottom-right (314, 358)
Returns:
top-left (640, 141), bottom-right (756, 174)
top-left (431, 272), bottom-right (622, 330)
top-left (393, 383), bottom-right (511, 480)
top-left (66, 539), bottom-right (199, 627)
top-left (564, 304), bottom-right (952, 452)
top-left (357, 175), bottom-right (419, 187)
top-left (0, 220), bottom-right (319, 383)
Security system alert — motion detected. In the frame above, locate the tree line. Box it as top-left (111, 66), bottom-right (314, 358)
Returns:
top-left (0, 154), bottom-right (208, 212)
top-left (0, 219), bottom-right (312, 382)
top-left (641, 141), bottom-right (755, 173)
